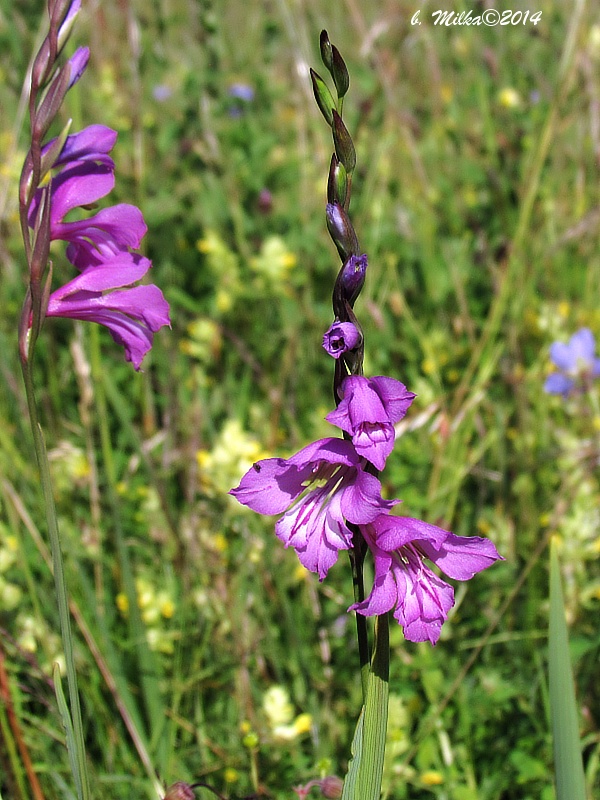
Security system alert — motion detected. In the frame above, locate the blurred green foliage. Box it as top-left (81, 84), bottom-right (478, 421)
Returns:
top-left (1, 1), bottom-right (600, 798)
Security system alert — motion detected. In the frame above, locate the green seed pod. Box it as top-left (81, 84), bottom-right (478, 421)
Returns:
top-left (310, 68), bottom-right (336, 127)
top-left (332, 110), bottom-right (356, 174)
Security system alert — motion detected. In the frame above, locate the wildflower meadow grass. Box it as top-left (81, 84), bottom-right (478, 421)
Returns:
top-left (1, 1), bottom-right (600, 799)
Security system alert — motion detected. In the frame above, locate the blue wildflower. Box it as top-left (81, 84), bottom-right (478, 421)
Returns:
top-left (544, 328), bottom-right (600, 396)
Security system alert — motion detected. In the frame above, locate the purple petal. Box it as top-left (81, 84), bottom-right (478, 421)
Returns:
top-left (276, 488), bottom-right (352, 580)
top-left (350, 423), bottom-right (395, 470)
top-left (329, 377), bottom-right (388, 429)
top-left (287, 436), bottom-right (361, 469)
top-left (568, 328), bottom-right (596, 363)
top-left (67, 46), bottom-right (89, 88)
top-left (229, 457), bottom-right (313, 515)
top-left (369, 376), bottom-right (416, 423)
top-left (544, 373), bottom-right (574, 396)
top-left (418, 532), bottom-right (503, 580)
top-left (341, 470), bottom-right (397, 524)
top-left (549, 341), bottom-right (575, 372)
top-left (374, 514), bottom-right (449, 551)
top-left (47, 283), bottom-right (169, 370)
top-left (46, 162), bottom-right (115, 227)
top-left (51, 125), bottom-right (117, 169)
top-left (394, 563), bottom-right (455, 645)
top-left (349, 565), bottom-right (396, 617)
top-left (49, 253), bottom-right (151, 296)
top-left (339, 254), bottom-right (367, 304)
top-left (54, 204), bottom-right (148, 255)
top-left (59, 0), bottom-right (81, 32)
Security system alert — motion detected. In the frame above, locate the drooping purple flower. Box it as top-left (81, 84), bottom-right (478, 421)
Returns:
top-left (45, 253), bottom-right (170, 369)
top-left (350, 514), bottom-right (502, 644)
top-left (544, 328), bottom-right (600, 397)
top-left (230, 438), bottom-right (396, 580)
top-left (322, 321), bottom-right (361, 359)
top-left (326, 376), bottom-right (416, 470)
top-left (28, 124), bottom-right (170, 369)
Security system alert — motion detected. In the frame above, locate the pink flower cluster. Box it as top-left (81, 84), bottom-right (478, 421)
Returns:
top-left (231, 361), bottom-right (502, 645)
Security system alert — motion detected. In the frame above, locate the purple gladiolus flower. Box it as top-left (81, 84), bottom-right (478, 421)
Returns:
top-left (326, 376), bottom-right (416, 470)
top-left (544, 328), bottom-right (600, 397)
top-left (230, 437), bottom-right (396, 580)
top-left (28, 124), bottom-right (170, 368)
top-left (46, 254), bottom-right (170, 370)
top-left (323, 321), bottom-right (361, 359)
top-left (350, 514), bottom-right (503, 644)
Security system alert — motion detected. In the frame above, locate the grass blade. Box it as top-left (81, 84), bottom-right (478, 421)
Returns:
top-left (549, 538), bottom-right (587, 800)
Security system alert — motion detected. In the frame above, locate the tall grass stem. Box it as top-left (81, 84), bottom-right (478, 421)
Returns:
top-left (21, 358), bottom-right (91, 800)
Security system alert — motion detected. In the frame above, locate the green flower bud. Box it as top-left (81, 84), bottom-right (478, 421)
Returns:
top-left (327, 154), bottom-right (348, 207)
top-left (331, 45), bottom-right (350, 98)
top-left (332, 110), bottom-right (356, 174)
top-left (310, 68), bottom-right (336, 127)
top-left (320, 29), bottom-right (333, 71)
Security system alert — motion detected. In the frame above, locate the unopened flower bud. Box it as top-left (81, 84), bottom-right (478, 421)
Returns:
top-left (331, 46), bottom-right (349, 98)
top-left (49, 0), bottom-right (75, 24)
top-left (327, 154), bottom-right (348, 207)
top-left (320, 775), bottom-right (343, 799)
top-left (33, 67), bottom-right (71, 140)
top-left (162, 782), bottom-right (195, 800)
top-left (326, 202), bottom-right (358, 261)
top-left (66, 46), bottom-right (90, 89)
top-left (56, 0), bottom-right (82, 53)
top-left (323, 321), bottom-right (361, 358)
top-left (30, 188), bottom-right (52, 284)
top-left (320, 30), bottom-right (333, 72)
top-left (338, 253), bottom-right (367, 306)
top-left (33, 48), bottom-right (88, 140)
top-left (332, 111), bottom-right (356, 174)
top-left (31, 39), bottom-right (53, 94)
top-left (310, 68), bottom-right (336, 127)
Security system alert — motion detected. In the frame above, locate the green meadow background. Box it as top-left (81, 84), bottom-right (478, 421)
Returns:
top-left (1, 1), bottom-right (600, 798)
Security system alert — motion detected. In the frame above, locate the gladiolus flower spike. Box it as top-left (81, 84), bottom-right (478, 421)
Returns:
top-left (230, 29), bottom-right (502, 648)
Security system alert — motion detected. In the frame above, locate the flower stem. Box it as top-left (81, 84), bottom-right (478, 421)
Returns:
top-left (348, 535), bottom-right (370, 702)
top-left (21, 357), bottom-right (90, 800)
